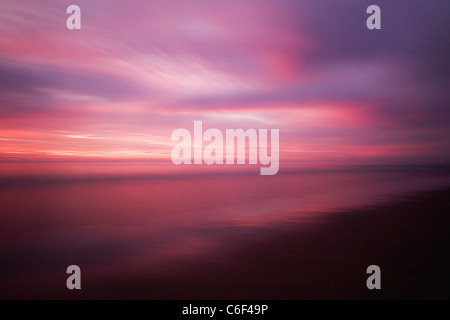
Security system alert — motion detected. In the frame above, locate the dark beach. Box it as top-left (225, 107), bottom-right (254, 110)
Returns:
top-left (2, 177), bottom-right (449, 300)
top-left (91, 188), bottom-right (450, 300)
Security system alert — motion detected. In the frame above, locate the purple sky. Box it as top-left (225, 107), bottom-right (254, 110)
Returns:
top-left (0, 0), bottom-right (449, 169)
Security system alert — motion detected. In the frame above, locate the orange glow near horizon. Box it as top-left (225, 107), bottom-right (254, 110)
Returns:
top-left (0, 0), bottom-right (449, 176)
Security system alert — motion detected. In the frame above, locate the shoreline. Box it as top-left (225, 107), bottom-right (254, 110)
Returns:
top-left (2, 187), bottom-right (450, 299)
top-left (105, 187), bottom-right (450, 299)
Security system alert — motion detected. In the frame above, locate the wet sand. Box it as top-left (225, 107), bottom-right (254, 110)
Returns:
top-left (58, 188), bottom-right (450, 299)
top-left (3, 187), bottom-right (450, 300)
top-left (112, 188), bottom-right (450, 300)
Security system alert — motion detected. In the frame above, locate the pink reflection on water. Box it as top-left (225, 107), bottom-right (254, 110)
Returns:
top-left (1, 168), bottom-right (449, 297)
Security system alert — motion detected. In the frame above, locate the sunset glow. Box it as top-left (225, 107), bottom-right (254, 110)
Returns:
top-left (1, 0), bottom-right (449, 174)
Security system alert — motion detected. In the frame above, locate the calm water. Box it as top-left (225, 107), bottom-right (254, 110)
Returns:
top-left (1, 166), bottom-right (449, 298)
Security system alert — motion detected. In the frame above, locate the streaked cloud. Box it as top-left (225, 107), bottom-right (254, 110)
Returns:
top-left (0, 0), bottom-right (449, 169)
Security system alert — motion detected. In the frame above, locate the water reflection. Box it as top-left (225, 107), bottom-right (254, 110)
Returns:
top-left (0, 167), bottom-right (449, 298)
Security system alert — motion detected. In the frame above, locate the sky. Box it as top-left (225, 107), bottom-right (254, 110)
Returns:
top-left (0, 0), bottom-right (449, 174)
